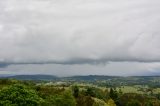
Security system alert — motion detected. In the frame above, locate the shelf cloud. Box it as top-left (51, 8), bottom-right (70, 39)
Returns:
top-left (0, 0), bottom-right (160, 75)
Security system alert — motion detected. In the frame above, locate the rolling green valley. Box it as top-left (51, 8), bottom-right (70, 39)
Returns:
top-left (0, 75), bottom-right (160, 106)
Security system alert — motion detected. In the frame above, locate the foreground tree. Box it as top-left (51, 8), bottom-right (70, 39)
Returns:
top-left (0, 84), bottom-right (43, 106)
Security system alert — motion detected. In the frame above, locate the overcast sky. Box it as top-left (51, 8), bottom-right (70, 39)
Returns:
top-left (0, 0), bottom-right (160, 76)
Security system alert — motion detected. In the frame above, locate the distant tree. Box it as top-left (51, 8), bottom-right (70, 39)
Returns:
top-left (0, 84), bottom-right (43, 106)
top-left (84, 87), bottom-right (105, 100)
top-left (85, 87), bottom-right (96, 97)
top-left (104, 89), bottom-right (110, 100)
top-left (109, 88), bottom-right (118, 100)
top-left (94, 88), bottom-right (106, 100)
top-left (109, 88), bottom-right (114, 98)
top-left (72, 85), bottom-right (79, 98)
top-left (118, 88), bottom-right (123, 96)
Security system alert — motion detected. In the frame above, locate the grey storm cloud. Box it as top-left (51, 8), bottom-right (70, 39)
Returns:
top-left (0, 0), bottom-right (160, 67)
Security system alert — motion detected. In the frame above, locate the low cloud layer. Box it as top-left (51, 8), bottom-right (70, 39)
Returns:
top-left (1, 62), bottom-right (160, 77)
top-left (0, 0), bottom-right (160, 75)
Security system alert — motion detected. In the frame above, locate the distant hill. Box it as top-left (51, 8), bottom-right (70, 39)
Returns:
top-left (0, 74), bottom-right (13, 77)
top-left (0, 74), bottom-right (160, 81)
top-left (1, 75), bottom-right (58, 80)
top-left (64, 75), bottom-right (120, 81)
top-left (0, 75), bottom-right (117, 81)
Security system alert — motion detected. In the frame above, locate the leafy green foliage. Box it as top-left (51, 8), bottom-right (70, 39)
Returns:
top-left (36, 85), bottom-right (65, 98)
top-left (85, 87), bottom-right (96, 97)
top-left (107, 99), bottom-right (116, 106)
top-left (92, 97), bottom-right (109, 106)
top-left (119, 93), bottom-right (160, 106)
top-left (85, 87), bottom-right (108, 100)
top-left (43, 90), bottom-right (76, 106)
top-left (0, 84), bottom-right (43, 106)
top-left (126, 100), bottom-right (141, 106)
top-left (76, 95), bottom-right (94, 106)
